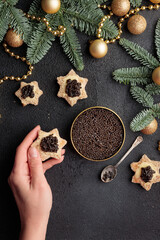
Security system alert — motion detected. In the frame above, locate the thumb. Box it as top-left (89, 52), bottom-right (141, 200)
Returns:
top-left (28, 147), bottom-right (44, 186)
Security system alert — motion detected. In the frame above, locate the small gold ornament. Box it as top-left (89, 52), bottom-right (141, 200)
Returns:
top-left (89, 39), bottom-right (108, 58)
top-left (111, 0), bottom-right (130, 16)
top-left (152, 66), bottom-right (160, 85)
top-left (127, 15), bottom-right (147, 35)
top-left (41, 0), bottom-right (61, 14)
top-left (141, 119), bottom-right (158, 135)
top-left (5, 29), bottom-right (23, 48)
top-left (150, 0), bottom-right (160, 3)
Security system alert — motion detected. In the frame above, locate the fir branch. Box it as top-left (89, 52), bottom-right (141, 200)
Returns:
top-left (152, 103), bottom-right (160, 118)
top-left (113, 67), bottom-right (152, 85)
top-left (9, 6), bottom-right (31, 42)
top-left (27, 23), bottom-right (55, 64)
top-left (130, 0), bottom-right (142, 7)
top-left (155, 18), bottom-right (160, 62)
top-left (63, 5), bottom-right (118, 39)
top-left (0, 2), bottom-right (10, 43)
top-left (60, 16), bottom-right (84, 71)
top-left (119, 38), bottom-right (160, 69)
top-left (130, 86), bottom-right (154, 108)
top-left (130, 109), bottom-right (154, 132)
top-left (28, 0), bottom-right (44, 17)
top-left (145, 83), bottom-right (160, 95)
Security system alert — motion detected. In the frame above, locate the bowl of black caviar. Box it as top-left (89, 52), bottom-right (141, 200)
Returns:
top-left (70, 106), bottom-right (126, 162)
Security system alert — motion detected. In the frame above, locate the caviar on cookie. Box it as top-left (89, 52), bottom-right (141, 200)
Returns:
top-left (15, 81), bottom-right (43, 106)
top-left (57, 69), bottom-right (88, 106)
top-left (32, 128), bottom-right (67, 161)
top-left (130, 154), bottom-right (160, 191)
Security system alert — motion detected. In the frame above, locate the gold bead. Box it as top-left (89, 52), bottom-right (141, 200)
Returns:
top-left (125, 14), bottom-right (129, 18)
top-left (15, 55), bottom-right (20, 59)
top-left (29, 66), bottom-right (34, 70)
top-left (118, 23), bottom-right (122, 27)
top-left (101, 17), bottom-right (106, 22)
top-left (100, 38), bottom-right (104, 41)
top-left (26, 14), bottom-right (31, 18)
top-left (5, 48), bottom-right (10, 53)
top-left (16, 77), bottom-right (21, 81)
top-left (155, 4), bottom-right (160, 9)
top-left (58, 25), bottom-right (63, 29)
top-left (97, 33), bottom-right (101, 38)
top-left (149, 5), bottom-right (153, 10)
top-left (37, 17), bottom-right (41, 21)
top-left (105, 40), bottom-right (109, 44)
top-left (27, 71), bottom-right (32, 75)
top-left (119, 30), bottom-right (123, 34)
top-left (10, 52), bottom-right (14, 56)
top-left (21, 57), bottom-right (26, 61)
top-left (23, 75), bottom-right (27, 79)
top-left (31, 15), bottom-right (36, 20)
top-left (45, 21), bottom-right (49, 26)
top-left (53, 31), bottom-right (57, 36)
top-left (98, 4), bottom-right (101, 8)
top-left (108, 6), bottom-right (111, 11)
top-left (48, 27), bottom-right (52, 32)
top-left (26, 61), bottom-right (30, 65)
top-left (59, 32), bottom-right (63, 36)
top-left (43, 18), bottom-right (47, 22)
top-left (97, 29), bottom-right (102, 34)
top-left (110, 39), bottom-right (116, 43)
top-left (135, 7), bottom-right (140, 12)
top-left (4, 76), bottom-right (8, 80)
top-left (110, 12), bottom-right (113, 16)
top-left (23, 12), bottom-right (27, 16)
top-left (141, 6), bottom-right (146, 10)
top-left (116, 35), bottom-right (120, 39)
top-left (99, 22), bottom-right (104, 27)
top-left (10, 76), bottom-right (14, 80)
top-left (103, 4), bottom-right (107, 9)
top-left (129, 10), bottom-right (134, 14)
top-left (0, 79), bottom-right (4, 83)
top-left (63, 27), bottom-right (66, 31)
top-left (3, 43), bottom-right (7, 48)
top-left (120, 18), bottom-right (124, 22)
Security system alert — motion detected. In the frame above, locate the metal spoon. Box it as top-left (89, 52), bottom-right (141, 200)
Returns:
top-left (101, 136), bottom-right (143, 183)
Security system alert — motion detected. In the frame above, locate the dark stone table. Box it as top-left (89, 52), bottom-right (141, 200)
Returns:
top-left (0, 1), bottom-right (160, 239)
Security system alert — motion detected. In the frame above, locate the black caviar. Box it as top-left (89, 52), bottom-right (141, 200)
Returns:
top-left (72, 108), bottom-right (124, 160)
top-left (65, 79), bottom-right (81, 97)
top-left (141, 166), bottom-right (155, 183)
top-left (21, 85), bottom-right (34, 99)
top-left (40, 135), bottom-right (58, 152)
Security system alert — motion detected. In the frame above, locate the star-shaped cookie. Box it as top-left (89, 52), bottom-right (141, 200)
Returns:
top-left (130, 154), bottom-right (160, 191)
top-left (31, 129), bottom-right (67, 161)
top-left (15, 81), bottom-right (43, 106)
top-left (57, 69), bottom-right (88, 106)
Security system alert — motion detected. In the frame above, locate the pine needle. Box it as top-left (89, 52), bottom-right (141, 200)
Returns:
top-left (113, 67), bottom-right (152, 85)
top-left (130, 109), bottom-right (154, 132)
top-left (119, 38), bottom-right (160, 69)
top-left (145, 83), bottom-right (160, 95)
top-left (130, 0), bottom-right (142, 7)
top-left (130, 86), bottom-right (154, 108)
top-left (155, 18), bottom-right (160, 62)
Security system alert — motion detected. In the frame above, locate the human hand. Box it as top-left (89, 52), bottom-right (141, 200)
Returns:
top-left (8, 125), bottom-right (65, 240)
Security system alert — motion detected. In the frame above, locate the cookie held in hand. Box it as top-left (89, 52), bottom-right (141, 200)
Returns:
top-left (131, 154), bottom-right (160, 191)
top-left (15, 81), bottom-right (43, 106)
top-left (31, 129), bottom-right (67, 161)
top-left (57, 69), bottom-right (88, 106)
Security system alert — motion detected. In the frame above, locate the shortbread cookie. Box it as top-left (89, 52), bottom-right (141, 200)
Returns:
top-left (15, 81), bottom-right (43, 106)
top-left (31, 129), bottom-right (67, 161)
top-left (131, 154), bottom-right (160, 191)
top-left (57, 69), bottom-right (88, 106)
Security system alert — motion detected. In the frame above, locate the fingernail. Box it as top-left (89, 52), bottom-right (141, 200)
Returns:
top-left (29, 147), bottom-right (38, 158)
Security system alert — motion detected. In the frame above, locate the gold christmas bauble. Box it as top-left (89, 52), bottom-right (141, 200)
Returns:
top-left (89, 39), bottom-right (108, 58)
top-left (41, 0), bottom-right (61, 14)
top-left (5, 29), bottom-right (23, 48)
top-left (141, 119), bottom-right (158, 135)
top-left (150, 0), bottom-right (160, 3)
top-left (111, 0), bottom-right (130, 17)
top-left (152, 66), bottom-right (160, 85)
top-left (127, 15), bottom-right (147, 35)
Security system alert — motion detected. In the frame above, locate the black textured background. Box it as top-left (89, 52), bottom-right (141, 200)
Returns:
top-left (1, 1), bottom-right (160, 239)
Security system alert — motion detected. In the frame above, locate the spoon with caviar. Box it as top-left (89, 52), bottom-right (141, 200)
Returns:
top-left (101, 136), bottom-right (143, 183)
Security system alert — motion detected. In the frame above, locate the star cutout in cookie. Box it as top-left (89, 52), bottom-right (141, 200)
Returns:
top-left (31, 129), bottom-right (67, 161)
top-left (130, 154), bottom-right (160, 191)
top-left (15, 81), bottom-right (43, 106)
top-left (57, 69), bottom-right (88, 106)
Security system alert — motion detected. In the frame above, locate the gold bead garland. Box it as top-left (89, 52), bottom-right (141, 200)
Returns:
top-left (0, 42), bottom-right (34, 85)
top-left (0, 12), bottom-right (66, 85)
top-left (94, 3), bottom-right (160, 47)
